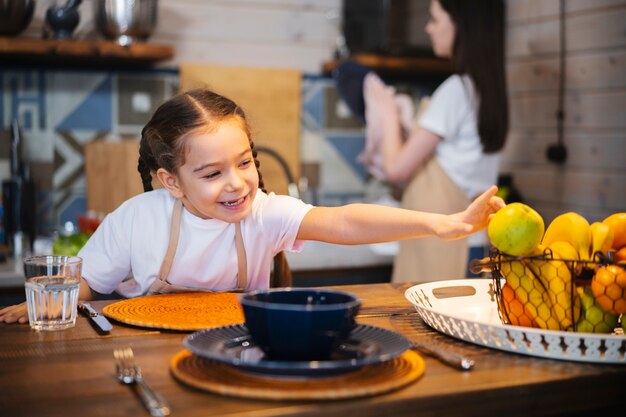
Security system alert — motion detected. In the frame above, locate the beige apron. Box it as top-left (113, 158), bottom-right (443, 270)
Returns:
top-left (392, 157), bottom-right (469, 283)
top-left (147, 200), bottom-right (248, 294)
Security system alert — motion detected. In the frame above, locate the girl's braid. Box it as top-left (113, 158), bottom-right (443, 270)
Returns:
top-left (138, 134), bottom-right (156, 192)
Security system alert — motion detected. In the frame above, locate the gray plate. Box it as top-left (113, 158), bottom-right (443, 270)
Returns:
top-left (183, 324), bottom-right (412, 377)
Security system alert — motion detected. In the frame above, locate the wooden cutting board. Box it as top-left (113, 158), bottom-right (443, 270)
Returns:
top-left (84, 140), bottom-right (144, 214)
top-left (179, 64), bottom-right (301, 196)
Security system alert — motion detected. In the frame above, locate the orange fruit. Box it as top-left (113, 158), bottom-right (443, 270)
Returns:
top-left (501, 283), bottom-right (534, 327)
top-left (602, 213), bottom-right (626, 250)
top-left (591, 265), bottom-right (626, 314)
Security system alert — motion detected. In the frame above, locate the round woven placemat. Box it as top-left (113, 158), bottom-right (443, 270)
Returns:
top-left (170, 349), bottom-right (425, 401)
top-left (102, 292), bottom-right (244, 331)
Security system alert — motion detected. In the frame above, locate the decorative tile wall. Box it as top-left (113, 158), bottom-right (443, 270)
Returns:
top-left (0, 69), bottom-right (178, 236)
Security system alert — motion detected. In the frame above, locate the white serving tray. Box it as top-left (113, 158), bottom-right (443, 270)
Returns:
top-left (405, 279), bottom-right (626, 364)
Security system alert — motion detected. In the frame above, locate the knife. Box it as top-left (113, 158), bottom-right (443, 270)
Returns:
top-left (411, 340), bottom-right (474, 371)
top-left (78, 302), bottom-right (113, 333)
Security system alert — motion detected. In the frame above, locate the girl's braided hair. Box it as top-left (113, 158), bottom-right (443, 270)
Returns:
top-left (138, 89), bottom-right (291, 288)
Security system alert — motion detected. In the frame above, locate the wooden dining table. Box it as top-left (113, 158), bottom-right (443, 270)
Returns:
top-left (1, 281), bottom-right (624, 417)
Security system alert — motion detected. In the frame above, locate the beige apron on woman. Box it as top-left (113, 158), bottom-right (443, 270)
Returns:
top-left (147, 200), bottom-right (248, 294)
top-left (392, 157), bottom-right (469, 283)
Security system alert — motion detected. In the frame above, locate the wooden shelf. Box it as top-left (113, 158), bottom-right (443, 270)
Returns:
top-left (323, 52), bottom-right (451, 78)
top-left (0, 37), bottom-right (174, 68)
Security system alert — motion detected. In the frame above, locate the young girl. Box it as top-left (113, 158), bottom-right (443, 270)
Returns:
top-left (0, 88), bottom-right (504, 324)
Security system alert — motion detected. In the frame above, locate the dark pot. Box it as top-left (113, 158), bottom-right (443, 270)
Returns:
top-left (0, 0), bottom-right (36, 36)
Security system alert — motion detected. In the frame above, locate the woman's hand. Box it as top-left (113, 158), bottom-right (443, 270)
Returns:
top-left (438, 185), bottom-right (505, 240)
top-left (364, 72), bottom-right (400, 134)
top-left (0, 302), bottom-right (29, 324)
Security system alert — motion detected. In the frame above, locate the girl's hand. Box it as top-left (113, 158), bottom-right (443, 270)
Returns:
top-left (438, 185), bottom-right (505, 240)
top-left (0, 302), bottom-right (29, 324)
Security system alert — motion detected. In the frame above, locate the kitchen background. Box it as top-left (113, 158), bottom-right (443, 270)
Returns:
top-left (0, 0), bottom-right (625, 282)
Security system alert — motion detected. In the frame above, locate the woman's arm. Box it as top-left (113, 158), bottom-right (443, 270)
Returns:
top-left (0, 278), bottom-right (94, 324)
top-left (383, 127), bottom-right (440, 183)
top-left (297, 186), bottom-right (504, 244)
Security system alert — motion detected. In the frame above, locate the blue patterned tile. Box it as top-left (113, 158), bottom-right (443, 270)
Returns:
top-left (325, 133), bottom-right (368, 181)
top-left (302, 78), bottom-right (328, 130)
top-left (58, 77), bottom-right (113, 130)
top-left (1, 70), bottom-right (46, 130)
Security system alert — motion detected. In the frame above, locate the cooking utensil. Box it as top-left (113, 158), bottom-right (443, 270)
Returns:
top-left (2, 119), bottom-right (36, 257)
top-left (114, 347), bottom-right (170, 417)
top-left (95, 0), bottom-right (158, 45)
top-left (0, 0), bottom-right (36, 36)
top-left (45, 0), bottom-right (82, 39)
top-left (78, 302), bottom-right (113, 333)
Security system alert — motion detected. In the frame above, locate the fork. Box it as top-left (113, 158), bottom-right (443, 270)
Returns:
top-left (113, 347), bottom-right (171, 417)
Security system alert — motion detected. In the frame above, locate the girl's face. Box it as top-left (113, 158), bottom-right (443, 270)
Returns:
top-left (425, 0), bottom-right (456, 58)
top-left (165, 118), bottom-right (259, 223)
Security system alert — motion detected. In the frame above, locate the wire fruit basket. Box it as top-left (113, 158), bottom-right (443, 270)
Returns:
top-left (471, 248), bottom-right (625, 334)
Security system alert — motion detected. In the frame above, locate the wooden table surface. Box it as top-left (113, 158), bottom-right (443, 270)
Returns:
top-left (1, 282), bottom-right (624, 417)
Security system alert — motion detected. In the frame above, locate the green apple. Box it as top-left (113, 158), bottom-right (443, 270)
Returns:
top-left (488, 202), bottom-right (545, 256)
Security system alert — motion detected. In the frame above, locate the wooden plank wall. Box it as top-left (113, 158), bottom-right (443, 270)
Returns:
top-left (24, 0), bottom-right (342, 74)
top-left (503, 0), bottom-right (626, 223)
top-left (153, 0), bottom-right (342, 73)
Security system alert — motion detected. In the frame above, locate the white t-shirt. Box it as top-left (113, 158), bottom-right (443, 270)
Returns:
top-left (419, 74), bottom-right (500, 246)
top-left (79, 188), bottom-right (313, 298)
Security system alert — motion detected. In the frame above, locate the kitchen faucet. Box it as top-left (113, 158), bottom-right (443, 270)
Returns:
top-left (254, 146), bottom-right (300, 199)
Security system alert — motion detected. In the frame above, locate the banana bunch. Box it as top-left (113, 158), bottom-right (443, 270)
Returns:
top-left (527, 242), bottom-right (581, 330)
top-left (541, 212), bottom-right (614, 261)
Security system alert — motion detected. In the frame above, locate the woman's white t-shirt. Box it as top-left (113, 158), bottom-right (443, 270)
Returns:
top-left (79, 188), bottom-right (313, 298)
top-left (419, 74), bottom-right (500, 246)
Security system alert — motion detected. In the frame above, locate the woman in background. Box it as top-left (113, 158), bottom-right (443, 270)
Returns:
top-left (363, 0), bottom-right (509, 282)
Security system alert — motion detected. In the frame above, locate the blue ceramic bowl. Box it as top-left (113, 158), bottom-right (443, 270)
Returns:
top-left (239, 288), bottom-right (361, 361)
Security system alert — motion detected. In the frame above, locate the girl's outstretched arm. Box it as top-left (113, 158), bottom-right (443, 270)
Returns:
top-left (297, 186), bottom-right (504, 244)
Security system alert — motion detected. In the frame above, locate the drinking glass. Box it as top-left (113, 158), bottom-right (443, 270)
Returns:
top-left (23, 255), bottom-right (82, 331)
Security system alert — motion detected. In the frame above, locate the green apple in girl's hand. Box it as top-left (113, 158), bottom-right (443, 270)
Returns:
top-left (488, 203), bottom-right (545, 256)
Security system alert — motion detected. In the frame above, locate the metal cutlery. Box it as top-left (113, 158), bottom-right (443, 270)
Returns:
top-left (78, 302), bottom-right (113, 333)
top-left (113, 347), bottom-right (171, 416)
top-left (411, 340), bottom-right (475, 371)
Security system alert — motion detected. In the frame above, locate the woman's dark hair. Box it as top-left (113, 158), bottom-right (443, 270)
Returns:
top-left (138, 88), bottom-right (291, 288)
top-left (439, 0), bottom-right (509, 153)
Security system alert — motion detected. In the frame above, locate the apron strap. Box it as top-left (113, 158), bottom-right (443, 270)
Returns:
top-left (235, 222), bottom-right (248, 290)
top-left (149, 199), bottom-right (248, 294)
top-left (157, 199), bottom-right (183, 283)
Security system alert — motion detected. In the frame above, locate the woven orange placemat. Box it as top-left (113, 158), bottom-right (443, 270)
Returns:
top-left (170, 349), bottom-right (425, 401)
top-left (102, 292), bottom-right (245, 331)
